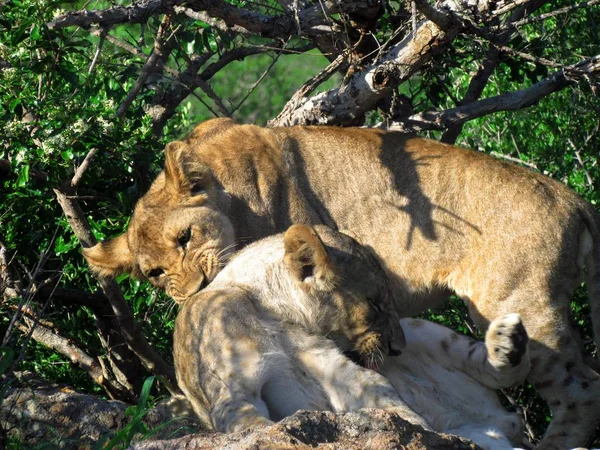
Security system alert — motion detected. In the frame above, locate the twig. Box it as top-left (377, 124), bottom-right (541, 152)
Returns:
top-left (568, 138), bottom-right (595, 187)
top-left (511, 0), bottom-right (600, 27)
top-left (269, 52), bottom-right (345, 125)
top-left (116, 15), bottom-right (176, 118)
top-left (491, 151), bottom-right (538, 170)
top-left (233, 47), bottom-right (285, 113)
top-left (195, 79), bottom-right (231, 117)
top-left (88, 28), bottom-right (107, 75)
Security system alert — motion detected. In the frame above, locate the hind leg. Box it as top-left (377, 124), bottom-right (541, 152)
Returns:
top-left (527, 328), bottom-right (600, 450)
top-left (465, 292), bottom-right (600, 449)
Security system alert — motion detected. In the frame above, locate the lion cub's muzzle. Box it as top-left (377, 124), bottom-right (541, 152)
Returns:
top-left (167, 250), bottom-right (223, 303)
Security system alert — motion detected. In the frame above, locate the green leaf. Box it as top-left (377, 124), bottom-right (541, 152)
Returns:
top-left (16, 164), bottom-right (29, 187)
top-left (9, 98), bottom-right (21, 113)
top-left (30, 24), bottom-right (41, 40)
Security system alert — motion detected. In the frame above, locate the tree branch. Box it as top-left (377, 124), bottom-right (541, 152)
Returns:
top-left (48, 0), bottom-right (169, 29)
top-left (403, 55), bottom-right (600, 130)
top-left (117, 15), bottom-right (176, 118)
top-left (16, 316), bottom-right (134, 401)
top-left (269, 16), bottom-right (459, 126)
top-left (54, 148), bottom-right (181, 396)
top-left (441, 1), bottom-right (547, 143)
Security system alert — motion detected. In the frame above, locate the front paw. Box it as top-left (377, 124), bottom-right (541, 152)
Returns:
top-left (486, 313), bottom-right (528, 368)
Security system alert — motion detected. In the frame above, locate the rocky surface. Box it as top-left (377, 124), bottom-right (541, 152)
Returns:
top-left (130, 409), bottom-right (481, 450)
top-left (1, 379), bottom-right (480, 450)
top-left (0, 376), bottom-right (199, 449)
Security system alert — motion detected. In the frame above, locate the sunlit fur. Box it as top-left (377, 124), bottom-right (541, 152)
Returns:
top-left (85, 119), bottom-right (600, 448)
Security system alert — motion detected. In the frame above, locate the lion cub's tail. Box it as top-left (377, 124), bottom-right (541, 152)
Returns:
top-left (581, 205), bottom-right (600, 366)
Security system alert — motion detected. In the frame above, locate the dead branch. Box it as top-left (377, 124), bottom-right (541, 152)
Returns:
top-left (16, 316), bottom-right (134, 401)
top-left (510, 0), bottom-right (600, 28)
top-left (274, 53), bottom-right (346, 123)
top-left (48, 0), bottom-right (169, 29)
top-left (54, 148), bottom-right (181, 396)
top-left (173, 6), bottom-right (252, 37)
top-left (269, 16), bottom-right (458, 126)
top-left (403, 54), bottom-right (600, 130)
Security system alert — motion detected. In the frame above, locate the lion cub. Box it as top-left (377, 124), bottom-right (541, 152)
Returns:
top-left (173, 224), bottom-right (531, 449)
top-left (281, 224), bottom-right (405, 368)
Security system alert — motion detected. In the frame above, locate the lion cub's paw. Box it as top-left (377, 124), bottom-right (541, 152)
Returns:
top-left (486, 313), bottom-right (528, 368)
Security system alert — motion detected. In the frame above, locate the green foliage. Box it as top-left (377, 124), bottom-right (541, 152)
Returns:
top-left (96, 376), bottom-right (156, 449)
top-left (0, 0), bottom-right (177, 394)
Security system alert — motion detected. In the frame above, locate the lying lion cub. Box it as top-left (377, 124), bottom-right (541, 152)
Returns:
top-left (174, 224), bottom-right (530, 450)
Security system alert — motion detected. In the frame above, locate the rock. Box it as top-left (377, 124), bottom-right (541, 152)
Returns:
top-left (0, 378), bottom-right (200, 449)
top-left (129, 409), bottom-right (482, 450)
top-left (1, 379), bottom-right (480, 450)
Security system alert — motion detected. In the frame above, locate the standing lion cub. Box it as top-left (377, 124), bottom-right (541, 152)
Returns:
top-left (174, 224), bottom-right (531, 450)
top-left (84, 119), bottom-right (600, 449)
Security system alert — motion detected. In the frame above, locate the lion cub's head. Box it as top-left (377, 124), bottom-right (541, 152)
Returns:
top-left (281, 224), bottom-right (405, 368)
top-left (82, 141), bottom-right (234, 302)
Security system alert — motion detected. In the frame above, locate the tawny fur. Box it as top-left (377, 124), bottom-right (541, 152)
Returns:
top-left (173, 231), bottom-right (531, 450)
top-left (84, 119), bottom-right (600, 449)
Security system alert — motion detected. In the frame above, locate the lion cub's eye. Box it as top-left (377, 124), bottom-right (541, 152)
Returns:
top-left (147, 268), bottom-right (164, 278)
top-left (178, 227), bottom-right (192, 248)
top-left (190, 183), bottom-right (206, 196)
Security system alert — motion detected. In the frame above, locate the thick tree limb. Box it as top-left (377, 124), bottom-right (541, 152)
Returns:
top-left (49, 0), bottom-right (342, 39)
top-left (269, 18), bottom-right (458, 126)
top-left (48, 0), bottom-right (169, 29)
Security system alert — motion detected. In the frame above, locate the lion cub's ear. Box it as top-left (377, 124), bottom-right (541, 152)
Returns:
top-left (283, 224), bottom-right (338, 291)
top-left (164, 141), bottom-right (213, 200)
top-left (82, 233), bottom-right (136, 279)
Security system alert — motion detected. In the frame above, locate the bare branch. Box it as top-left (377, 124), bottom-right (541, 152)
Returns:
top-left (273, 53), bottom-right (345, 123)
top-left (88, 29), bottom-right (107, 75)
top-left (54, 186), bottom-right (181, 395)
top-left (510, 0), bottom-right (600, 27)
top-left (71, 148), bottom-right (99, 188)
top-left (490, 151), bottom-right (539, 170)
top-left (117, 15), bottom-right (176, 118)
top-left (404, 55), bottom-right (600, 130)
top-left (49, 0), bottom-right (168, 29)
top-left (492, 0), bottom-right (538, 17)
top-left (16, 316), bottom-right (134, 401)
top-left (233, 49), bottom-right (285, 113)
top-left (270, 17), bottom-right (459, 126)
top-left (173, 6), bottom-right (252, 36)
